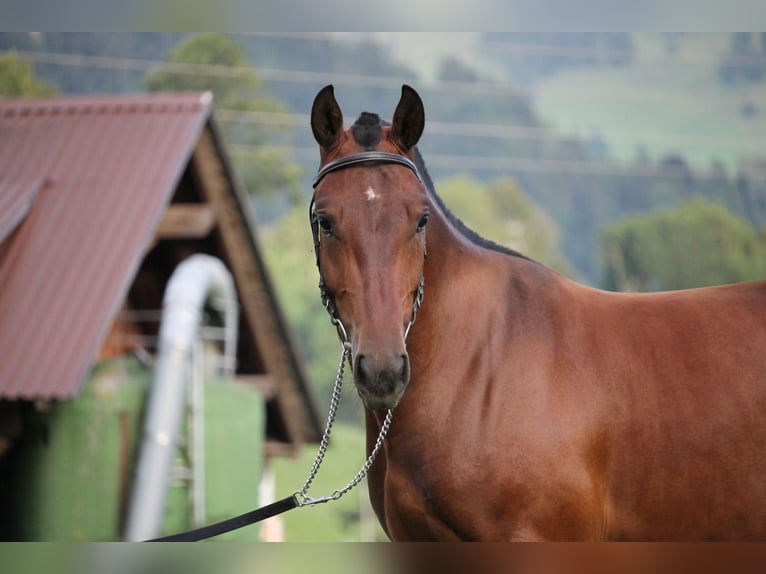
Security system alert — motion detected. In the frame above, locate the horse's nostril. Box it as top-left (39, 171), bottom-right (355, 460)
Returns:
top-left (353, 353), bottom-right (409, 389)
top-left (399, 355), bottom-right (410, 380)
top-left (354, 354), bottom-right (369, 385)
top-left (353, 351), bottom-right (410, 410)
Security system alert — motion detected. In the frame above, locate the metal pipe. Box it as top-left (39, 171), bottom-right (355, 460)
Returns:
top-left (123, 254), bottom-right (238, 541)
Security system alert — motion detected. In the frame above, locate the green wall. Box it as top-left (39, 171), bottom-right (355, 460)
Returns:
top-left (0, 356), bottom-right (265, 541)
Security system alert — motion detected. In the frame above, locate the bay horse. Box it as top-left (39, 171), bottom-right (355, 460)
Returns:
top-left (309, 84), bottom-right (766, 541)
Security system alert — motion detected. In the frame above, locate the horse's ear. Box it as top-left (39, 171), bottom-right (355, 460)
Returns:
top-left (390, 85), bottom-right (425, 151)
top-left (311, 84), bottom-right (344, 151)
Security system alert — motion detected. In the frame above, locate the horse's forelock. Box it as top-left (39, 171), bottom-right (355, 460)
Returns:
top-left (351, 112), bottom-right (384, 150)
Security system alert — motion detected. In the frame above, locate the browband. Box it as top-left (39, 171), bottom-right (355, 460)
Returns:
top-left (313, 151), bottom-right (422, 188)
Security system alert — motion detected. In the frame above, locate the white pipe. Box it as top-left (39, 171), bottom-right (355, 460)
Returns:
top-left (123, 254), bottom-right (238, 541)
top-left (190, 336), bottom-right (206, 528)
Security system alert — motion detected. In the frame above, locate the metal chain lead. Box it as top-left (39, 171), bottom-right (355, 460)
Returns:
top-left (295, 344), bottom-right (393, 507)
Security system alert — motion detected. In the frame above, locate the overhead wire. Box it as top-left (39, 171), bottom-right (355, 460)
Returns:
top-left (230, 143), bottom-right (766, 182)
top-left (4, 36), bottom-right (766, 181)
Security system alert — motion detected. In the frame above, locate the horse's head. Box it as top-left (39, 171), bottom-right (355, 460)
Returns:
top-left (310, 84), bottom-right (429, 411)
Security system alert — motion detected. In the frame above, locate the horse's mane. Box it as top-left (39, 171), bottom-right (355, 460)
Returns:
top-left (351, 112), bottom-right (529, 261)
top-left (412, 146), bottom-right (530, 261)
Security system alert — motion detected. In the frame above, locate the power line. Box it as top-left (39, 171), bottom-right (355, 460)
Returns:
top-left (2, 48), bottom-right (522, 97)
top-left (5, 45), bottom-right (766, 176)
top-left (214, 108), bottom-right (766, 154)
top-left (229, 143), bottom-right (766, 182)
top-left (239, 32), bottom-right (766, 69)
top-left (9, 48), bottom-right (739, 156)
top-left (478, 36), bottom-right (766, 69)
top-left (4, 47), bottom-right (758, 106)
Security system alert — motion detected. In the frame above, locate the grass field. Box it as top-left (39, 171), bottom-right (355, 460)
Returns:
top-left (270, 422), bottom-right (387, 541)
top-left (533, 34), bottom-right (766, 172)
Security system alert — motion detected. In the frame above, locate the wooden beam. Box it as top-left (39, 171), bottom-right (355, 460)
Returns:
top-left (264, 440), bottom-right (299, 459)
top-left (236, 374), bottom-right (278, 399)
top-left (155, 204), bottom-right (216, 240)
top-left (0, 402), bottom-right (22, 458)
top-left (191, 129), bottom-right (310, 447)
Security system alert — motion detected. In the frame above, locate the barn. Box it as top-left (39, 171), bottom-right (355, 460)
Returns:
top-left (0, 92), bottom-right (322, 540)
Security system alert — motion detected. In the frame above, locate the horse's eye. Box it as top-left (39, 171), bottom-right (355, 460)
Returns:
top-left (416, 213), bottom-right (429, 233)
top-left (318, 216), bottom-right (334, 236)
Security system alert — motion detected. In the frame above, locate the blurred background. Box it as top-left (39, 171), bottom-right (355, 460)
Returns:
top-left (2, 32), bottom-right (766, 541)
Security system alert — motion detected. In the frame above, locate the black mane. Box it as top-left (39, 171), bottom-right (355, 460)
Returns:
top-left (412, 147), bottom-right (530, 261)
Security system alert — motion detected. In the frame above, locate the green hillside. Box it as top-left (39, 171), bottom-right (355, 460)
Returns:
top-left (534, 34), bottom-right (766, 171)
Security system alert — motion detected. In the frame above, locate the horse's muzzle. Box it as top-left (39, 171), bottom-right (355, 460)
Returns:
top-left (353, 352), bottom-right (410, 411)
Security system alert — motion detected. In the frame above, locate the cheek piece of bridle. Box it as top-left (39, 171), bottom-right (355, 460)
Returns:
top-left (310, 151), bottom-right (427, 348)
top-left (146, 152), bottom-right (425, 542)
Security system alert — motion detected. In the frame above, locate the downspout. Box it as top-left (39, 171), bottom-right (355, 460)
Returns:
top-left (123, 254), bottom-right (238, 541)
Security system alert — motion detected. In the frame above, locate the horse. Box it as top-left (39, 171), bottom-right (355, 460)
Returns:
top-left (308, 84), bottom-right (766, 541)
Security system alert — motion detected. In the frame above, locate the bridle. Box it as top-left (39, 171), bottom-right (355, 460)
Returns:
top-left (309, 151), bottom-right (427, 347)
top-left (313, 151), bottom-right (422, 188)
top-left (296, 150), bottom-right (427, 509)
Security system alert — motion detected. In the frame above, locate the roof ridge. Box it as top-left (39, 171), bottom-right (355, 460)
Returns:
top-left (0, 92), bottom-right (213, 116)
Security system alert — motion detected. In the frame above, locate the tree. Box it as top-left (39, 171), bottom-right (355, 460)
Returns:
top-left (144, 33), bottom-right (302, 206)
top-left (145, 32), bottom-right (259, 108)
top-left (602, 199), bottom-right (766, 291)
top-left (438, 56), bottom-right (479, 83)
top-left (719, 32), bottom-right (766, 85)
top-left (437, 175), bottom-right (575, 275)
top-left (0, 53), bottom-right (56, 97)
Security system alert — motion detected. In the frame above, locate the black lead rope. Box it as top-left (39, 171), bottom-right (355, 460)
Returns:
top-left (147, 495), bottom-right (299, 542)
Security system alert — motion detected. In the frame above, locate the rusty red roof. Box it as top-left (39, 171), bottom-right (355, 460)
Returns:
top-left (0, 92), bottom-right (212, 400)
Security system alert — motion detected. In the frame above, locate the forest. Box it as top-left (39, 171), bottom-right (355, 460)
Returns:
top-left (4, 32), bottom-right (766, 418)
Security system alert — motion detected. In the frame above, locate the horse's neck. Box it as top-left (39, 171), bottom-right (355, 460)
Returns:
top-left (367, 204), bottom-right (561, 415)
top-left (407, 208), bottom-right (567, 379)
top-left (364, 211), bottom-right (560, 470)
top-left (418, 210), bottom-right (550, 328)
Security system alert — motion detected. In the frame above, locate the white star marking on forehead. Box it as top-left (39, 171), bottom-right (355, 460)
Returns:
top-left (365, 186), bottom-right (380, 201)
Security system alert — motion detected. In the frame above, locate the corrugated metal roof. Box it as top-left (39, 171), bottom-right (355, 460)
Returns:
top-left (0, 92), bottom-right (212, 400)
top-left (0, 178), bottom-right (44, 242)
